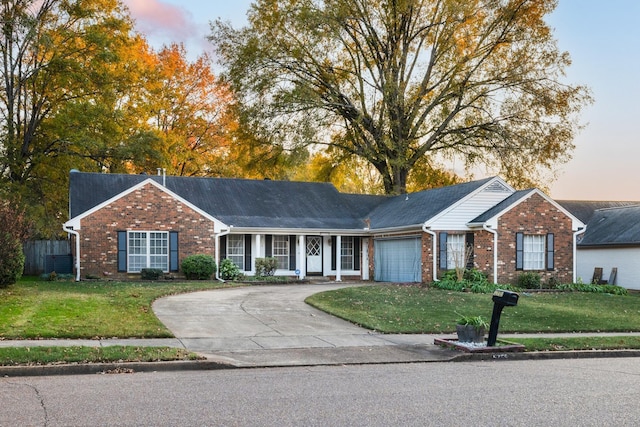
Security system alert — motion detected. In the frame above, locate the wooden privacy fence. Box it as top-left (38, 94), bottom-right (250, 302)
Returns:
top-left (23, 240), bottom-right (72, 275)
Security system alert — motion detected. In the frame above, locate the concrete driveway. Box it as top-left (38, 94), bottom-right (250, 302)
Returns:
top-left (152, 284), bottom-right (455, 366)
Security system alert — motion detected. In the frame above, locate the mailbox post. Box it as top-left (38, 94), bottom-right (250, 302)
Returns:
top-left (487, 290), bottom-right (519, 347)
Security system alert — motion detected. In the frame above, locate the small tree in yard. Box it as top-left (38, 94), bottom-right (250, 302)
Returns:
top-left (0, 202), bottom-right (30, 287)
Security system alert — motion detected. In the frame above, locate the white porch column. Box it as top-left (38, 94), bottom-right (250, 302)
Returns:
top-left (298, 235), bottom-right (305, 279)
top-left (255, 234), bottom-right (262, 274)
top-left (336, 235), bottom-right (342, 282)
top-left (362, 238), bottom-right (369, 280)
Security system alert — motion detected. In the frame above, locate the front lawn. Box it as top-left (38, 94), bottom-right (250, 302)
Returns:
top-left (0, 278), bottom-right (238, 339)
top-left (305, 285), bottom-right (640, 334)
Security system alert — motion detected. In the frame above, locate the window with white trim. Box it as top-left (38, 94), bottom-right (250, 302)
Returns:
top-left (446, 234), bottom-right (466, 270)
top-left (273, 235), bottom-right (289, 270)
top-left (227, 235), bottom-right (244, 269)
top-left (128, 231), bottom-right (169, 272)
top-left (523, 235), bottom-right (545, 270)
top-left (341, 237), bottom-right (354, 270)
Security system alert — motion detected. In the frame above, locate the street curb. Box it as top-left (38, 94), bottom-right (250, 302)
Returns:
top-left (0, 359), bottom-right (235, 377)
top-left (450, 349), bottom-right (640, 362)
top-left (2, 349), bottom-right (639, 377)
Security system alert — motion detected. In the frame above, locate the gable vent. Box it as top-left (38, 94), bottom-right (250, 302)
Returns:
top-left (486, 181), bottom-right (511, 193)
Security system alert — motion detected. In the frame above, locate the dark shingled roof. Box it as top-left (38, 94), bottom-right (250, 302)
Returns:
top-left (69, 172), bottom-right (381, 230)
top-left (557, 200), bottom-right (639, 224)
top-left (578, 205), bottom-right (640, 246)
top-left (469, 190), bottom-right (533, 224)
top-left (365, 177), bottom-right (495, 229)
top-left (69, 172), bottom-right (500, 231)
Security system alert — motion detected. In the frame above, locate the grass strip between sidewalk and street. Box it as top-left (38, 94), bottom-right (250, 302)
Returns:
top-left (506, 336), bottom-right (640, 352)
top-left (0, 346), bottom-right (202, 366)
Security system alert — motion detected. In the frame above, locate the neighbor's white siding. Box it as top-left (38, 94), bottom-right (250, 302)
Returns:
top-left (577, 247), bottom-right (640, 290)
top-left (430, 188), bottom-right (512, 230)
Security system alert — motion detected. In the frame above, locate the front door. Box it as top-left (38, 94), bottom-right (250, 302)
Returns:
top-left (306, 236), bottom-right (323, 275)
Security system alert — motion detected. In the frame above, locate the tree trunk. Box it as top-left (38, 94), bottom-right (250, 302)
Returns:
top-left (388, 165), bottom-right (409, 195)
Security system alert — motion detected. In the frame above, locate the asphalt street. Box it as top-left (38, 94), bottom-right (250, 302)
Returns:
top-left (2, 358), bottom-right (639, 426)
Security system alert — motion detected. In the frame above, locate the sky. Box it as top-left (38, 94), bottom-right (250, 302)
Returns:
top-left (122, 0), bottom-right (640, 201)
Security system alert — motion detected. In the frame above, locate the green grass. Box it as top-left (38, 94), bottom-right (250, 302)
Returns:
top-left (0, 278), bottom-right (239, 339)
top-left (305, 285), bottom-right (640, 334)
top-left (508, 336), bottom-right (640, 352)
top-left (0, 346), bottom-right (201, 366)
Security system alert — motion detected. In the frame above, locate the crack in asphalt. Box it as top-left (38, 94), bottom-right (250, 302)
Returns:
top-left (5, 380), bottom-right (48, 426)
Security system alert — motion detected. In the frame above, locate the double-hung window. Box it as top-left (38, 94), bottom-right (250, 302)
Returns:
top-left (127, 231), bottom-right (169, 272)
top-left (273, 235), bottom-right (289, 270)
top-left (516, 233), bottom-right (554, 271)
top-left (331, 236), bottom-right (360, 271)
top-left (227, 235), bottom-right (244, 269)
top-left (446, 234), bottom-right (466, 270)
top-left (523, 235), bottom-right (545, 270)
top-left (341, 237), bottom-right (354, 270)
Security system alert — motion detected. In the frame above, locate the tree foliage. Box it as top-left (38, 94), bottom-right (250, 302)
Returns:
top-left (0, 0), bottom-right (152, 237)
top-left (0, 1), bottom-right (242, 237)
top-left (210, 0), bottom-right (592, 194)
top-left (0, 201), bottom-right (30, 287)
top-left (139, 44), bottom-right (240, 177)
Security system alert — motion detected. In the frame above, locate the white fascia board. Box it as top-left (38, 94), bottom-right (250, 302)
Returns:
top-left (66, 178), bottom-right (228, 232)
top-left (424, 176), bottom-right (515, 227)
top-left (229, 227), bottom-right (371, 236)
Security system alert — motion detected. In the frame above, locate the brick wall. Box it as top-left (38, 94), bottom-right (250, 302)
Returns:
top-left (473, 230), bottom-right (495, 282)
top-left (78, 183), bottom-right (216, 279)
top-left (496, 193), bottom-right (574, 284)
top-left (421, 232), bottom-right (434, 283)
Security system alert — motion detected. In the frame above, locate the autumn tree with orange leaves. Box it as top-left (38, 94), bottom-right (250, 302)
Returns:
top-left (139, 44), bottom-right (241, 178)
top-left (0, 1), bottom-right (241, 237)
top-left (211, 0), bottom-right (592, 194)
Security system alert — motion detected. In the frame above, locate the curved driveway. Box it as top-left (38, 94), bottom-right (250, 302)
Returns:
top-left (152, 284), bottom-right (448, 366)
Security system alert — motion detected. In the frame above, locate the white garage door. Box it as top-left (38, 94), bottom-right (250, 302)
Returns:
top-left (374, 237), bottom-right (422, 282)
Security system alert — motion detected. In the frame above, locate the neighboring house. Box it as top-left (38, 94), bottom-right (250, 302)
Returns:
top-left (63, 171), bottom-right (584, 284)
top-left (559, 201), bottom-right (640, 290)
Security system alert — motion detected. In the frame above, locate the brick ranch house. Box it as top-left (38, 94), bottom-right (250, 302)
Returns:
top-left (63, 171), bottom-right (584, 284)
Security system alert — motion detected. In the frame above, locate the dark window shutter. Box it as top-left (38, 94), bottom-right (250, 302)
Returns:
top-left (169, 231), bottom-right (179, 272)
top-left (546, 233), bottom-right (555, 271)
top-left (244, 234), bottom-right (252, 271)
top-left (289, 235), bottom-right (296, 271)
top-left (265, 235), bottom-right (272, 257)
top-left (220, 235), bottom-right (227, 260)
top-left (439, 232), bottom-right (448, 270)
top-left (354, 237), bottom-right (361, 270)
top-left (331, 236), bottom-right (337, 270)
top-left (117, 231), bottom-right (127, 272)
top-left (516, 232), bottom-right (524, 270)
top-left (465, 232), bottom-right (474, 269)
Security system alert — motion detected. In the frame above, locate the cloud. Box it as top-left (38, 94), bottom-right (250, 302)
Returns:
top-left (123, 0), bottom-right (200, 44)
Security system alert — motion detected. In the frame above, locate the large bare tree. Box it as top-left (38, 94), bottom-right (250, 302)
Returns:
top-left (210, 0), bottom-right (591, 194)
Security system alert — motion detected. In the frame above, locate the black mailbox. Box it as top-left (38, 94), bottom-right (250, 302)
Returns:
top-left (492, 289), bottom-right (519, 307)
top-left (487, 289), bottom-right (519, 346)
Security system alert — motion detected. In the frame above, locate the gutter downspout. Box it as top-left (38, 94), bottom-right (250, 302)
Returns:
top-left (422, 224), bottom-right (438, 282)
top-left (63, 225), bottom-right (81, 282)
top-left (573, 227), bottom-right (586, 282)
top-left (215, 227), bottom-right (232, 282)
top-left (483, 224), bottom-right (498, 284)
